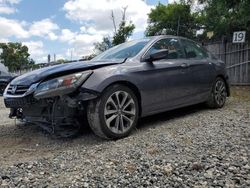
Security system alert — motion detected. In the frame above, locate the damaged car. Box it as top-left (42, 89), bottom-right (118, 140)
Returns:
top-left (3, 36), bottom-right (230, 139)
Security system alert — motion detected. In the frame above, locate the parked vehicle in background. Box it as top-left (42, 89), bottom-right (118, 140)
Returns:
top-left (3, 36), bottom-right (230, 139)
top-left (0, 63), bottom-right (16, 95)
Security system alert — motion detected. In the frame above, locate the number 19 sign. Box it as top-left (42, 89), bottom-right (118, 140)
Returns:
top-left (233, 31), bottom-right (246, 43)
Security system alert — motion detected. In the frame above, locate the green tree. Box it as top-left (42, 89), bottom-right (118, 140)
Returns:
top-left (94, 37), bottom-right (112, 53)
top-left (112, 21), bottom-right (135, 46)
top-left (146, 2), bottom-right (198, 38)
top-left (94, 7), bottom-right (136, 52)
top-left (56, 59), bottom-right (66, 64)
top-left (0, 42), bottom-right (35, 72)
top-left (197, 0), bottom-right (250, 41)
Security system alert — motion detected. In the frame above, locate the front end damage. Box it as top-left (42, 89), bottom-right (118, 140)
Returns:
top-left (4, 85), bottom-right (99, 137)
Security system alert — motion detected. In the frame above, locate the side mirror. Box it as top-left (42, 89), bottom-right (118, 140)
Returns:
top-left (144, 49), bottom-right (169, 62)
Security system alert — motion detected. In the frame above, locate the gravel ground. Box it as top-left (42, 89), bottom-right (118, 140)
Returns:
top-left (0, 87), bottom-right (249, 187)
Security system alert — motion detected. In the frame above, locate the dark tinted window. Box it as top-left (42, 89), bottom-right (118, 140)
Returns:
top-left (182, 39), bottom-right (208, 59)
top-left (146, 38), bottom-right (185, 59)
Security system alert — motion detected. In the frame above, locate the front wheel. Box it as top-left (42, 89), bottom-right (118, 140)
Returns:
top-left (87, 84), bottom-right (139, 139)
top-left (206, 77), bottom-right (227, 108)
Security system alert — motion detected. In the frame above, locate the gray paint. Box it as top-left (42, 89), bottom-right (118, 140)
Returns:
top-left (4, 36), bottom-right (230, 118)
top-left (82, 36), bottom-right (229, 117)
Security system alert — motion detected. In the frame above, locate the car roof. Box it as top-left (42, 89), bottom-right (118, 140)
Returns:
top-left (146, 35), bottom-right (188, 40)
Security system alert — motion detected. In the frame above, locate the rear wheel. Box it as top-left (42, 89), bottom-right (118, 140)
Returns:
top-left (206, 77), bottom-right (227, 108)
top-left (87, 84), bottom-right (139, 139)
top-left (0, 82), bottom-right (8, 96)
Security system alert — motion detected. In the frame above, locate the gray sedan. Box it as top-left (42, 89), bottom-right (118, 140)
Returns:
top-left (4, 35), bottom-right (230, 139)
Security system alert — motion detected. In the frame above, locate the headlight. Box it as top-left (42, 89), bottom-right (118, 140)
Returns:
top-left (34, 70), bottom-right (92, 99)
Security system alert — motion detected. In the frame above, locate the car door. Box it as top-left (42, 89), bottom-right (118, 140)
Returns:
top-left (139, 37), bottom-right (194, 115)
top-left (181, 39), bottom-right (215, 101)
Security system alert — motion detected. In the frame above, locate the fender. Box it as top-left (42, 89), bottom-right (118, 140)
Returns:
top-left (82, 64), bottom-right (142, 93)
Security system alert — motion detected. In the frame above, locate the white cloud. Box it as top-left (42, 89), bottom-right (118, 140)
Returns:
top-left (0, 17), bottom-right (29, 38)
top-left (0, 17), bottom-right (60, 41)
top-left (58, 28), bottom-right (105, 57)
top-left (61, 0), bottom-right (153, 58)
top-left (63, 0), bottom-right (152, 33)
top-left (23, 41), bottom-right (47, 63)
top-left (0, 5), bottom-right (15, 14)
top-left (0, 0), bottom-right (21, 4)
top-left (70, 33), bottom-right (103, 56)
top-left (0, 37), bottom-right (8, 42)
top-left (168, 0), bottom-right (178, 3)
top-left (23, 41), bottom-right (45, 57)
top-left (48, 32), bottom-right (58, 40)
top-left (59, 29), bottom-right (77, 42)
top-left (29, 18), bottom-right (59, 40)
top-left (0, 0), bottom-right (21, 14)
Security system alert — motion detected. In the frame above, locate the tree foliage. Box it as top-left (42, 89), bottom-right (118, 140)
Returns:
top-left (146, 2), bottom-right (198, 38)
top-left (112, 21), bottom-right (135, 46)
top-left (56, 59), bottom-right (66, 64)
top-left (197, 0), bottom-right (250, 41)
top-left (0, 42), bottom-right (35, 72)
top-left (94, 8), bottom-right (136, 53)
top-left (94, 37), bottom-right (112, 53)
top-left (146, 0), bottom-right (250, 41)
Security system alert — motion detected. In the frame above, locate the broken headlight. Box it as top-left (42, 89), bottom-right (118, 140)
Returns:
top-left (34, 70), bottom-right (92, 99)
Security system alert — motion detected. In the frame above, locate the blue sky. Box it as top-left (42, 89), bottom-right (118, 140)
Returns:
top-left (0, 0), bottom-right (168, 63)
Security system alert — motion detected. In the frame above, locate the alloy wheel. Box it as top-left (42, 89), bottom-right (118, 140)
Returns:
top-left (104, 91), bottom-right (136, 134)
top-left (214, 80), bottom-right (227, 106)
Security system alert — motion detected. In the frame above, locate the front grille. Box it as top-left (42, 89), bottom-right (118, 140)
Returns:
top-left (4, 96), bottom-right (37, 108)
top-left (7, 85), bottom-right (29, 95)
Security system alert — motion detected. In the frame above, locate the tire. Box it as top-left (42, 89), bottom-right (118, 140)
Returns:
top-left (0, 82), bottom-right (8, 96)
top-left (87, 84), bottom-right (139, 139)
top-left (206, 77), bottom-right (227, 108)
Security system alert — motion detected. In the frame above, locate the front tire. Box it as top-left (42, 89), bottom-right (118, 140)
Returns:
top-left (87, 84), bottom-right (139, 139)
top-left (206, 77), bottom-right (227, 108)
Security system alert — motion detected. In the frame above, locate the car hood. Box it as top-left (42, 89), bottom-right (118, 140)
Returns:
top-left (10, 60), bottom-right (123, 86)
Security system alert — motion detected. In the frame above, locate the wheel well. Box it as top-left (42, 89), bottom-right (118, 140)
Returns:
top-left (217, 75), bottom-right (230, 96)
top-left (104, 81), bottom-right (142, 116)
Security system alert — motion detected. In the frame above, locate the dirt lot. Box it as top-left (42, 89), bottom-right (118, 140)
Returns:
top-left (0, 87), bottom-right (249, 187)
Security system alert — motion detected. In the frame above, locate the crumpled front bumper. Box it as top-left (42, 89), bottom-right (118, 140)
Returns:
top-left (4, 88), bottom-right (100, 136)
top-left (4, 95), bottom-right (37, 108)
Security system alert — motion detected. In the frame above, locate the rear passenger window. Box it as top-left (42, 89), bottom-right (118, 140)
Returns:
top-left (182, 39), bottom-right (208, 59)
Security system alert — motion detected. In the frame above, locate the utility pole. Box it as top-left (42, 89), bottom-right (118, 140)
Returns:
top-left (122, 6), bottom-right (128, 22)
top-left (48, 54), bottom-right (51, 63)
top-left (177, 15), bottom-right (180, 36)
top-left (111, 10), bottom-right (117, 34)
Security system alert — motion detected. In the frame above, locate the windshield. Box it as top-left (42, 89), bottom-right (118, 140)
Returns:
top-left (92, 39), bottom-right (150, 61)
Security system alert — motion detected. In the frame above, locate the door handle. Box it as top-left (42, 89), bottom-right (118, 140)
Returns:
top-left (180, 63), bottom-right (189, 68)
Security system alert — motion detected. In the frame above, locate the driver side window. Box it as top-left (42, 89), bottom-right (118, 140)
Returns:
top-left (146, 38), bottom-right (185, 60)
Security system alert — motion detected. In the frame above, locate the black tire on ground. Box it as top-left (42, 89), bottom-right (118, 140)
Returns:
top-left (206, 77), bottom-right (227, 108)
top-left (87, 84), bottom-right (139, 139)
top-left (0, 82), bottom-right (8, 95)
